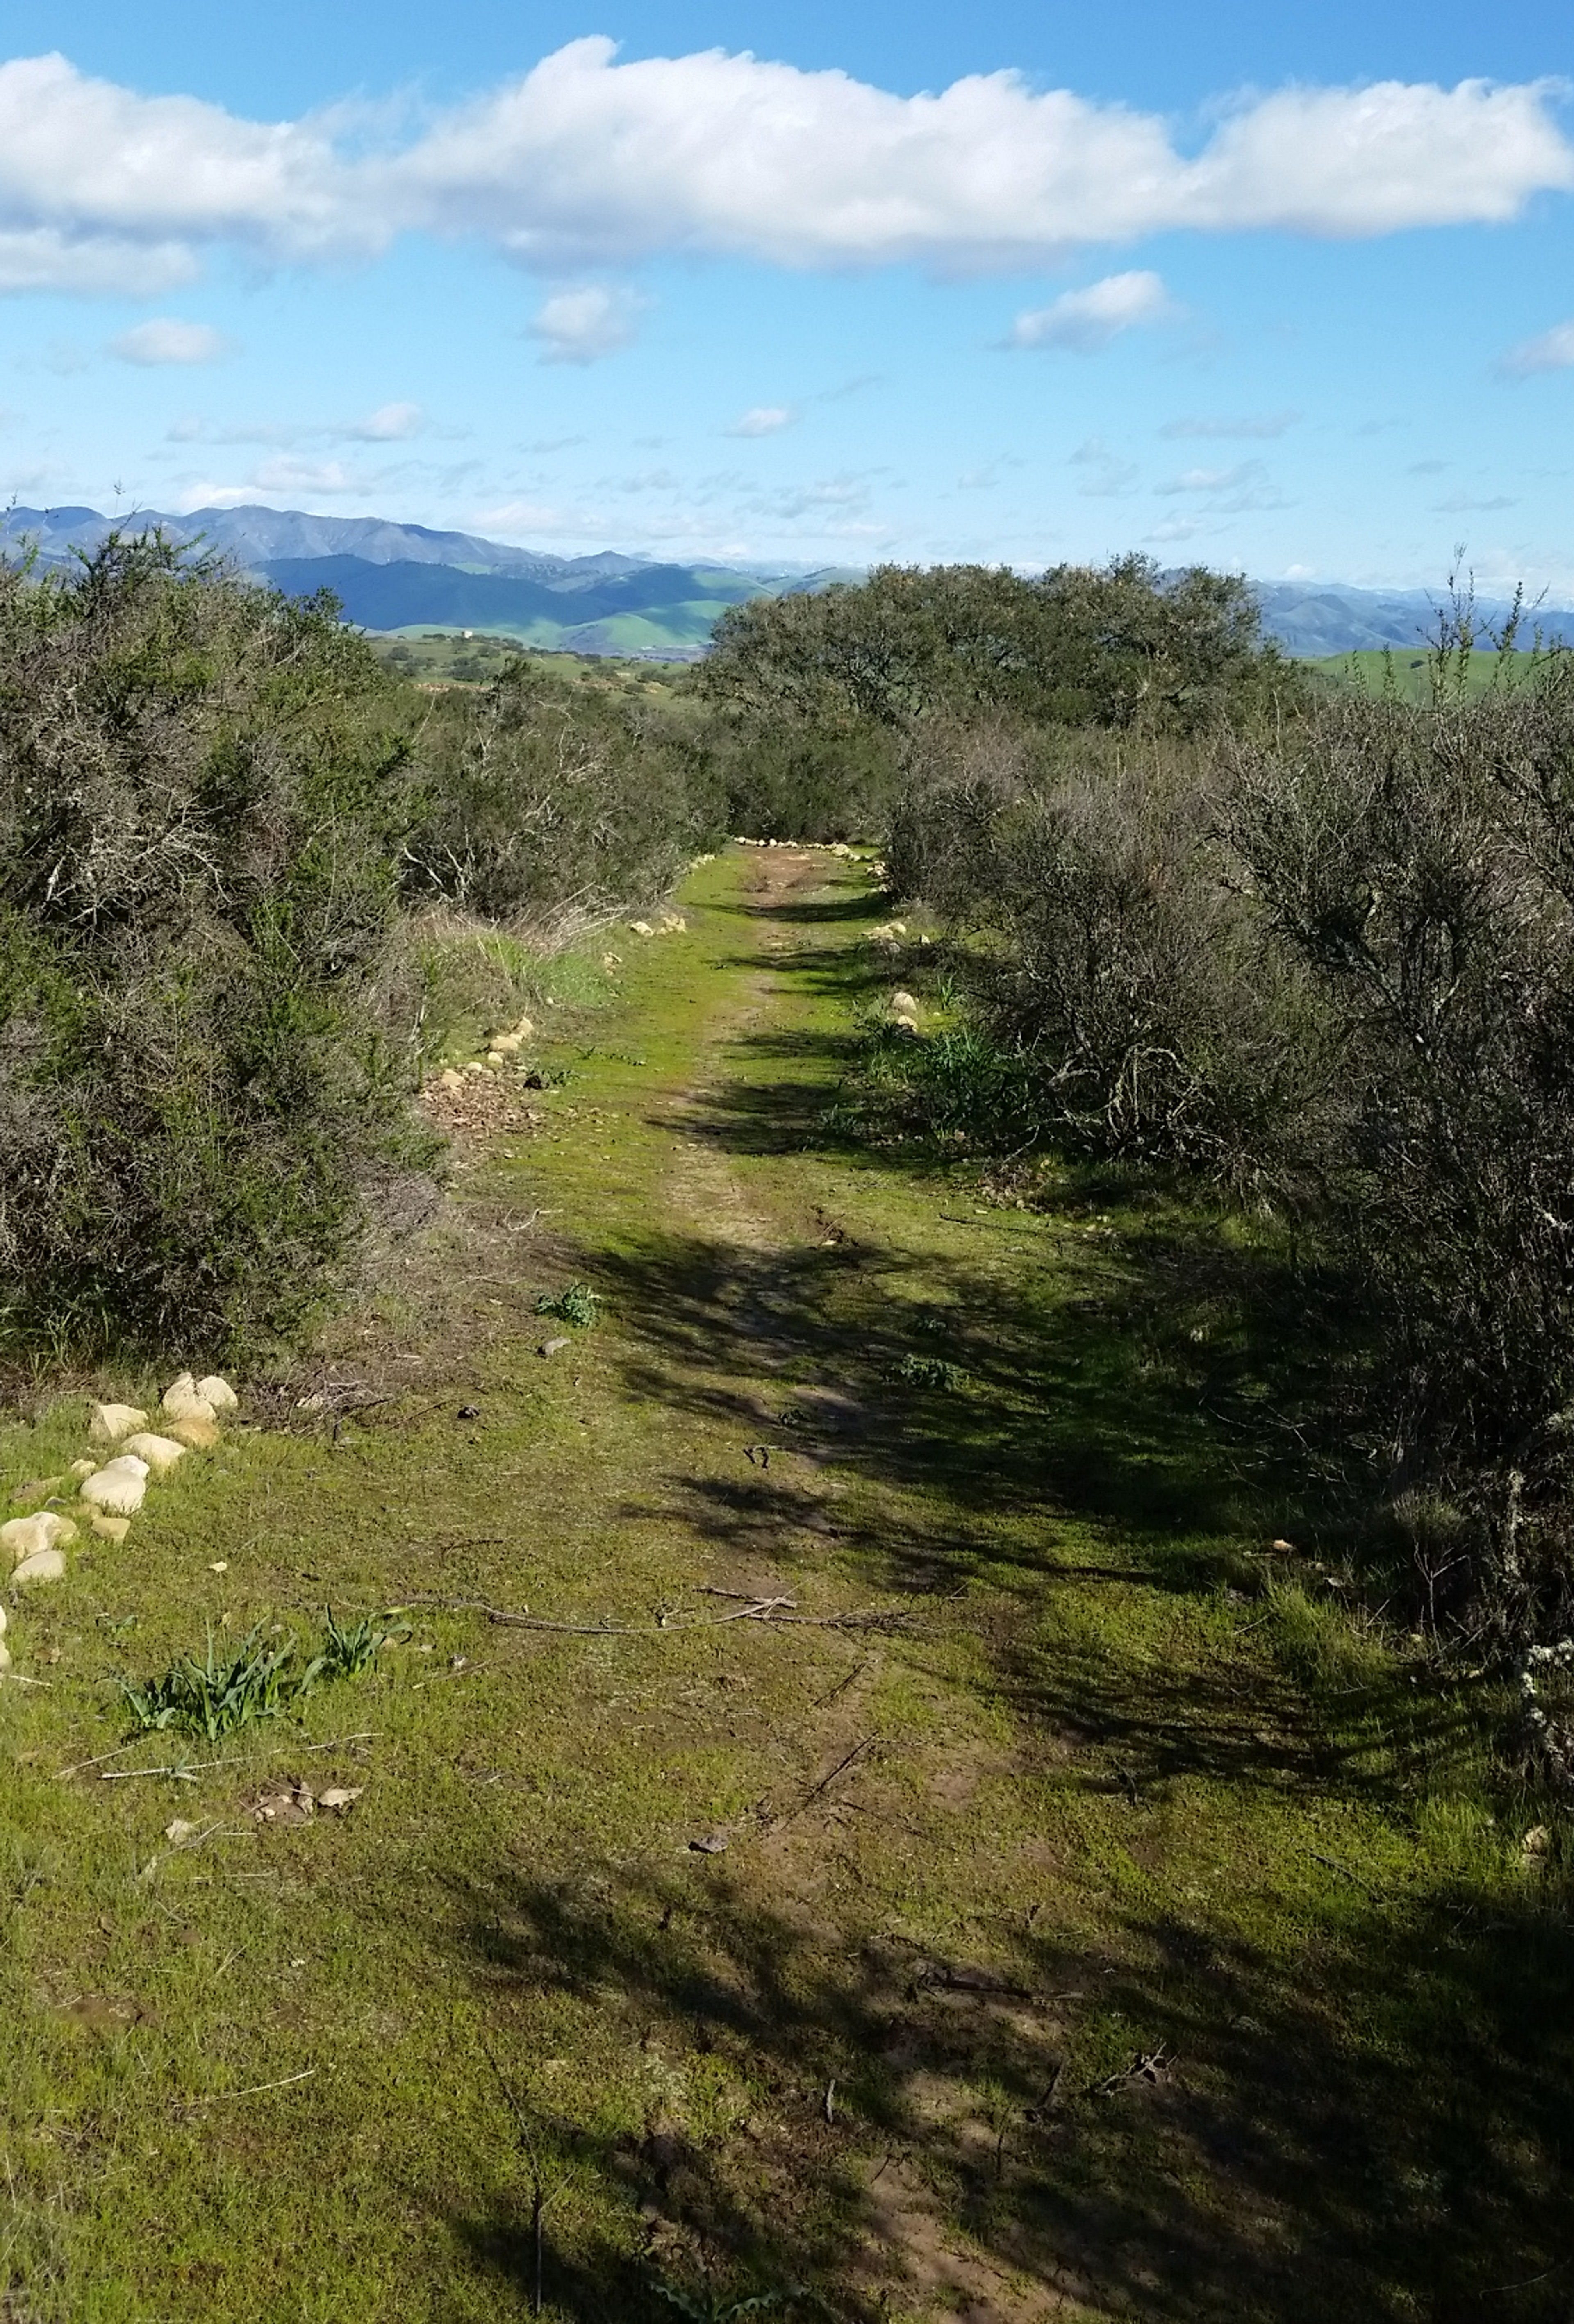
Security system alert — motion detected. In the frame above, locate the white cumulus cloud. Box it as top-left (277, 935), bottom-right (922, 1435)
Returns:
top-left (1007, 270), bottom-right (1176, 352)
top-left (726, 404), bottom-right (797, 437)
top-left (0, 45), bottom-right (1567, 297)
top-left (528, 283), bottom-right (645, 363)
top-left (109, 316), bottom-right (231, 365)
top-left (1497, 320), bottom-right (1574, 377)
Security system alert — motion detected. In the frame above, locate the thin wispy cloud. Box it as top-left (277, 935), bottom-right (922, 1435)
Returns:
top-left (1071, 438), bottom-right (1140, 496)
top-left (346, 401), bottom-right (425, 441)
top-left (110, 318), bottom-right (232, 366)
top-left (1155, 459), bottom-right (1290, 513)
top-left (1007, 271), bottom-right (1176, 353)
top-left (1160, 412), bottom-right (1300, 439)
top-left (1497, 320), bottom-right (1574, 377)
top-left (726, 405), bottom-right (798, 438)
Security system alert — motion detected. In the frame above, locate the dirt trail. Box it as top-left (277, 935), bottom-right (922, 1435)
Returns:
top-left (3, 846), bottom-right (1567, 2324)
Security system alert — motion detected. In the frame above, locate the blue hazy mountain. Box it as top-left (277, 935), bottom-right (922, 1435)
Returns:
top-left (3, 504), bottom-right (1569, 659)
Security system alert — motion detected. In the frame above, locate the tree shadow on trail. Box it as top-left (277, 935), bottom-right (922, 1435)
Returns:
top-left (440, 871), bottom-right (1574, 2318)
top-left (442, 1849), bottom-right (1574, 2324)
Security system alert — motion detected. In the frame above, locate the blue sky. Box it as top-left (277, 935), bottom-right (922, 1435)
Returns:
top-left (2, 2), bottom-right (1573, 592)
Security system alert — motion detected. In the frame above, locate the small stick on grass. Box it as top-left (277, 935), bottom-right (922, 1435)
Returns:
top-left (187, 2067), bottom-right (316, 2105)
top-left (101, 1756), bottom-right (248, 1783)
top-left (1306, 1849), bottom-right (1387, 1902)
top-left (56, 1740), bottom-right (143, 1780)
top-left (765, 1737), bottom-right (879, 1833)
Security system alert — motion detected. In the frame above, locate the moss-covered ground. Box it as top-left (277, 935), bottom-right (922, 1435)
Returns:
top-left (2, 847), bottom-right (1569, 2323)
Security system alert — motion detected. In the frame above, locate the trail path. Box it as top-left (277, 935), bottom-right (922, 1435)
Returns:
top-left (2, 848), bottom-right (1567, 2324)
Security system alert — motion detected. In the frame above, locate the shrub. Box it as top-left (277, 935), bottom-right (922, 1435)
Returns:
top-left (1224, 669), bottom-right (1574, 1622)
top-left (889, 641), bottom-right (1574, 1646)
top-left (703, 556), bottom-right (1301, 740)
top-left (0, 532), bottom-right (434, 1359)
top-left (405, 659), bottom-right (722, 919)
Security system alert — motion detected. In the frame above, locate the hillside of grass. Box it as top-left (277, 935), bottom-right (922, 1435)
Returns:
top-left (1305, 646), bottom-right (1549, 700)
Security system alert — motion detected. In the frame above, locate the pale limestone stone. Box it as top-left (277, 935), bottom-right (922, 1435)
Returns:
top-left (12, 1547), bottom-right (66, 1583)
top-left (119, 1433), bottom-right (187, 1477)
top-left (89, 1402), bottom-right (149, 1444)
top-left (2, 1511), bottom-right (78, 1565)
top-left (79, 1456), bottom-right (149, 1517)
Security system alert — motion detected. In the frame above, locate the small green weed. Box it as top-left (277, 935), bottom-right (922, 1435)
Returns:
top-left (318, 1605), bottom-right (411, 1680)
top-left (889, 1350), bottom-right (964, 1391)
top-left (534, 1281), bottom-right (601, 1327)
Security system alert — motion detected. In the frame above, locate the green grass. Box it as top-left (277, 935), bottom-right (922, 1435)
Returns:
top-left (1, 848), bottom-right (1569, 2322)
top-left (1304, 645), bottom-right (1551, 700)
top-left (371, 632), bottom-right (696, 688)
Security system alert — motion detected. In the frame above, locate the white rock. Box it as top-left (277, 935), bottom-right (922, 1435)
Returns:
top-left (889, 990), bottom-right (920, 1017)
top-left (629, 920), bottom-right (654, 936)
top-left (486, 1050), bottom-right (506, 1066)
top-left (91, 1514), bottom-right (132, 1544)
top-left (168, 1413), bottom-right (220, 1450)
top-left (0, 1639), bottom-right (10, 1673)
top-left (161, 1374), bottom-right (217, 1425)
top-left (79, 1456), bottom-right (149, 1517)
top-left (12, 1548), bottom-right (66, 1583)
top-left (68, 1458), bottom-right (97, 1481)
top-left (195, 1376), bottom-right (238, 1413)
top-left (490, 1031), bottom-right (524, 1055)
top-left (2, 1511), bottom-right (78, 1565)
top-left (512, 1016), bottom-right (535, 1039)
top-left (120, 1432), bottom-right (187, 1477)
top-left (89, 1402), bottom-right (149, 1444)
top-left (438, 1068), bottom-right (464, 1091)
top-left (0, 1601), bottom-right (8, 1635)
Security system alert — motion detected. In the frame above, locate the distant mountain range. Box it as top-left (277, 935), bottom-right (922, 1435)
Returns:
top-left (1253, 579), bottom-right (1574, 658)
top-left (0, 503), bottom-right (850, 660)
top-left (3, 503), bottom-right (1570, 661)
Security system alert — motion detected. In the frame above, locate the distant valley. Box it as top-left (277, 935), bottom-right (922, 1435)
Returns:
top-left (4, 502), bottom-right (1569, 661)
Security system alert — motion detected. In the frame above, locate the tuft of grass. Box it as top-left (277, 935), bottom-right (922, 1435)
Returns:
top-left (121, 1623), bottom-right (307, 1742)
top-left (121, 1608), bottom-right (405, 1738)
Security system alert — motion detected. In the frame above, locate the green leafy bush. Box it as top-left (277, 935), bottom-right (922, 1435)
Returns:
top-left (0, 532), bottom-right (436, 1358)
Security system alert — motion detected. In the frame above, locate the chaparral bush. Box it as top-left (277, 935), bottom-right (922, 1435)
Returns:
top-left (0, 532), bottom-right (435, 1359)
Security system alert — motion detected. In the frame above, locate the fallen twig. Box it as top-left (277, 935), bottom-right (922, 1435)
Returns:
top-left (392, 1592), bottom-right (794, 1636)
top-left (1306, 1849), bottom-right (1387, 1902)
top-left (56, 1740), bottom-right (142, 1780)
top-left (186, 2067), bottom-right (316, 2106)
top-left (391, 1592), bottom-right (908, 1637)
top-left (765, 1736), bottom-right (879, 1831)
top-left (697, 1586), bottom-right (799, 1605)
top-left (100, 1756), bottom-right (247, 1783)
